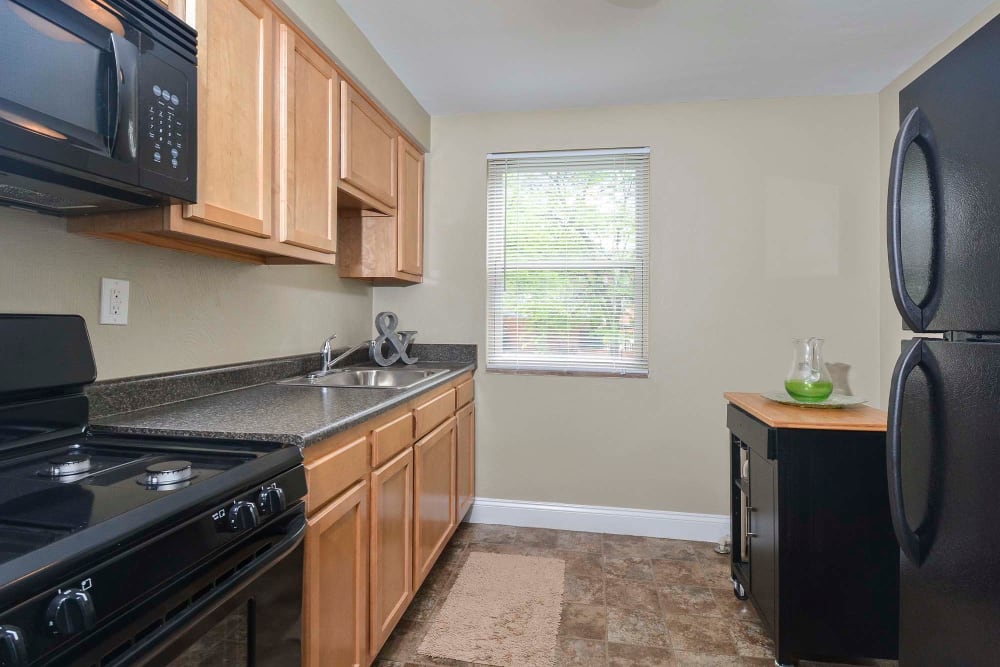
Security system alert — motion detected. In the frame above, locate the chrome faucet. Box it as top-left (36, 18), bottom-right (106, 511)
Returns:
top-left (320, 334), bottom-right (374, 372)
top-left (320, 334), bottom-right (338, 371)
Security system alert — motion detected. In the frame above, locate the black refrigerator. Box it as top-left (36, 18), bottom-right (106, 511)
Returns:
top-left (887, 13), bottom-right (1000, 666)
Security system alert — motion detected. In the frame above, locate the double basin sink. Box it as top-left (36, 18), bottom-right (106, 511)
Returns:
top-left (276, 366), bottom-right (448, 390)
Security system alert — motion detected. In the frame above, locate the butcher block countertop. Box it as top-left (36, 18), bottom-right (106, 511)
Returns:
top-left (725, 392), bottom-right (887, 432)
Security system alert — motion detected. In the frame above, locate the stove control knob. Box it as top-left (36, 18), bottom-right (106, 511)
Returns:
top-left (0, 625), bottom-right (28, 666)
top-left (46, 589), bottom-right (96, 636)
top-left (228, 501), bottom-right (259, 532)
top-left (257, 484), bottom-right (286, 516)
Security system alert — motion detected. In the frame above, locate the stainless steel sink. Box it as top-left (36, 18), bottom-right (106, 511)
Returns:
top-left (276, 367), bottom-right (448, 389)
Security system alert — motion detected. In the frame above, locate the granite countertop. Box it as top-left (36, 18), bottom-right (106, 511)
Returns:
top-left (89, 345), bottom-right (476, 448)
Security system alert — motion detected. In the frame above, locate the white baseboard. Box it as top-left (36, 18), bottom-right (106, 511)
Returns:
top-left (465, 497), bottom-right (729, 544)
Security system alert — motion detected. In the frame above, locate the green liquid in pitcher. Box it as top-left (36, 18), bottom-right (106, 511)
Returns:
top-left (784, 379), bottom-right (833, 402)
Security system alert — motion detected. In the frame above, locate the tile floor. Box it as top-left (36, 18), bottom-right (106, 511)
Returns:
top-left (375, 523), bottom-right (788, 666)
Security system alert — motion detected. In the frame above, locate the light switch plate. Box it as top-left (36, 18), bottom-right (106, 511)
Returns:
top-left (100, 278), bottom-right (130, 325)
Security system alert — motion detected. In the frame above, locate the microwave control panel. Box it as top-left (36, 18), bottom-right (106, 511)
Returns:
top-left (139, 59), bottom-right (190, 182)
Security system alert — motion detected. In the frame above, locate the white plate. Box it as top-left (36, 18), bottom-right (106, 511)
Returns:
top-left (761, 391), bottom-right (868, 409)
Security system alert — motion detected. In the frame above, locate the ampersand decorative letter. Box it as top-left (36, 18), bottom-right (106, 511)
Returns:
top-left (371, 311), bottom-right (419, 366)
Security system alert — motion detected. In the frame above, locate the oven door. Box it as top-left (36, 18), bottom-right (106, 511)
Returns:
top-left (80, 508), bottom-right (305, 667)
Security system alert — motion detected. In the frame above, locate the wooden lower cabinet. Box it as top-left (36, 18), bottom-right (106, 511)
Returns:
top-left (369, 447), bottom-right (414, 658)
top-left (456, 402), bottom-right (475, 520)
top-left (413, 417), bottom-right (457, 588)
top-left (304, 480), bottom-right (368, 667)
top-left (302, 374), bottom-right (475, 666)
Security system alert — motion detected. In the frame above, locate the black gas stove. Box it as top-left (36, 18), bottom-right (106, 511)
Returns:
top-left (0, 315), bottom-right (306, 667)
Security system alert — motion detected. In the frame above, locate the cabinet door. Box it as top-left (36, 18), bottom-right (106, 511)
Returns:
top-left (456, 402), bottom-right (475, 521)
top-left (304, 480), bottom-right (368, 667)
top-left (183, 0), bottom-right (273, 237)
top-left (370, 448), bottom-right (413, 657)
top-left (413, 416), bottom-right (457, 587)
top-left (275, 25), bottom-right (337, 254)
top-left (341, 81), bottom-right (397, 208)
top-left (396, 137), bottom-right (423, 276)
top-left (748, 447), bottom-right (777, 632)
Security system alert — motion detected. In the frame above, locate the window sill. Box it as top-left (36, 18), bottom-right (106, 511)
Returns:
top-left (486, 367), bottom-right (648, 379)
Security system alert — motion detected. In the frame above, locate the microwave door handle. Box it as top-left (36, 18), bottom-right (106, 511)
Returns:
top-left (108, 33), bottom-right (139, 161)
top-left (888, 107), bottom-right (941, 332)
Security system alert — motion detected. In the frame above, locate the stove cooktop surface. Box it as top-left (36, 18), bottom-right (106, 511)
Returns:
top-left (0, 435), bottom-right (285, 567)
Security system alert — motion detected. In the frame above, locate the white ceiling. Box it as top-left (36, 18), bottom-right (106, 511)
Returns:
top-left (337, 0), bottom-right (995, 115)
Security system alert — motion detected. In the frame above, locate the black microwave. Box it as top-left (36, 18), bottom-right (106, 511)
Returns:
top-left (0, 0), bottom-right (196, 215)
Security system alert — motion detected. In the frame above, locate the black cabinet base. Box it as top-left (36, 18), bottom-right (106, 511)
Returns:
top-left (728, 404), bottom-right (899, 666)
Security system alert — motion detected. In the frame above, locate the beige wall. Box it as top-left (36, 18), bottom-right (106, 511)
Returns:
top-left (0, 209), bottom-right (372, 380)
top-left (275, 0), bottom-right (431, 149)
top-left (877, 2), bottom-right (1000, 400)
top-left (374, 96), bottom-right (881, 515)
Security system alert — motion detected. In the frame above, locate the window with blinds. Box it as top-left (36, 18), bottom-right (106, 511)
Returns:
top-left (486, 148), bottom-right (650, 377)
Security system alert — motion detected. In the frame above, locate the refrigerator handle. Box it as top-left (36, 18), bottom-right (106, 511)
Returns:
top-left (887, 107), bottom-right (941, 332)
top-left (887, 338), bottom-right (927, 565)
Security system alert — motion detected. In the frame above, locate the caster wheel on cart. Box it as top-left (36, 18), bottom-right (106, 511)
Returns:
top-left (733, 579), bottom-right (748, 600)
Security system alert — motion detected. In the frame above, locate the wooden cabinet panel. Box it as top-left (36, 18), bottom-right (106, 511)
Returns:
top-left (456, 402), bottom-right (475, 521)
top-left (338, 136), bottom-right (424, 285)
top-left (396, 137), bottom-right (423, 276)
top-left (372, 412), bottom-right (414, 467)
top-left (304, 435), bottom-right (368, 514)
top-left (413, 417), bottom-right (457, 588)
top-left (414, 388), bottom-right (456, 440)
top-left (276, 25), bottom-right (337, 253)
top-left (183, 0), bottom-right (273, 237)
top-left (341, 81), bottom-right (398, 208)
top-left (456, 379), bottom-right (474, 409)
top-left (304, 480), bottom-right (368, 667)
top-left (370, 447), bottom-right (413, 657)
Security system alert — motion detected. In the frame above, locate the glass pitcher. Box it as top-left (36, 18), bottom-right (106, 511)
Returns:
top-left (785, 337), bottom-right (833, 402)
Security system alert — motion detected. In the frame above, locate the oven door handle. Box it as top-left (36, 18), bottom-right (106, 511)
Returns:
top-left (108, 512), bottom-right (306, 667)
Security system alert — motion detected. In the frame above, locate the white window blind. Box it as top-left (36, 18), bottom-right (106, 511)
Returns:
top-left (486, 147), bottom-right (650, 377)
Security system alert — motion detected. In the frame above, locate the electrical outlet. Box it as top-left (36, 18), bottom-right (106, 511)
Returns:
top-left (100, 278), bottom-right (130, 325)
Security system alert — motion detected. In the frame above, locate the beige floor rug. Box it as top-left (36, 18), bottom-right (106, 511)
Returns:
top-left (418, 552), bottom-right (566, 667)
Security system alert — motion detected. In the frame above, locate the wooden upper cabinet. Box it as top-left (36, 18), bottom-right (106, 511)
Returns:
top-left (341, 81), bottom-right (398, 209)
top-left (183, 0), bottom-right (273, 237)
top-left (397, 137), bottom-right (424, 276)
top-left (275, 25), bottom-right (337, 254)
top-left (70, 0), bottom-right (421, 271)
